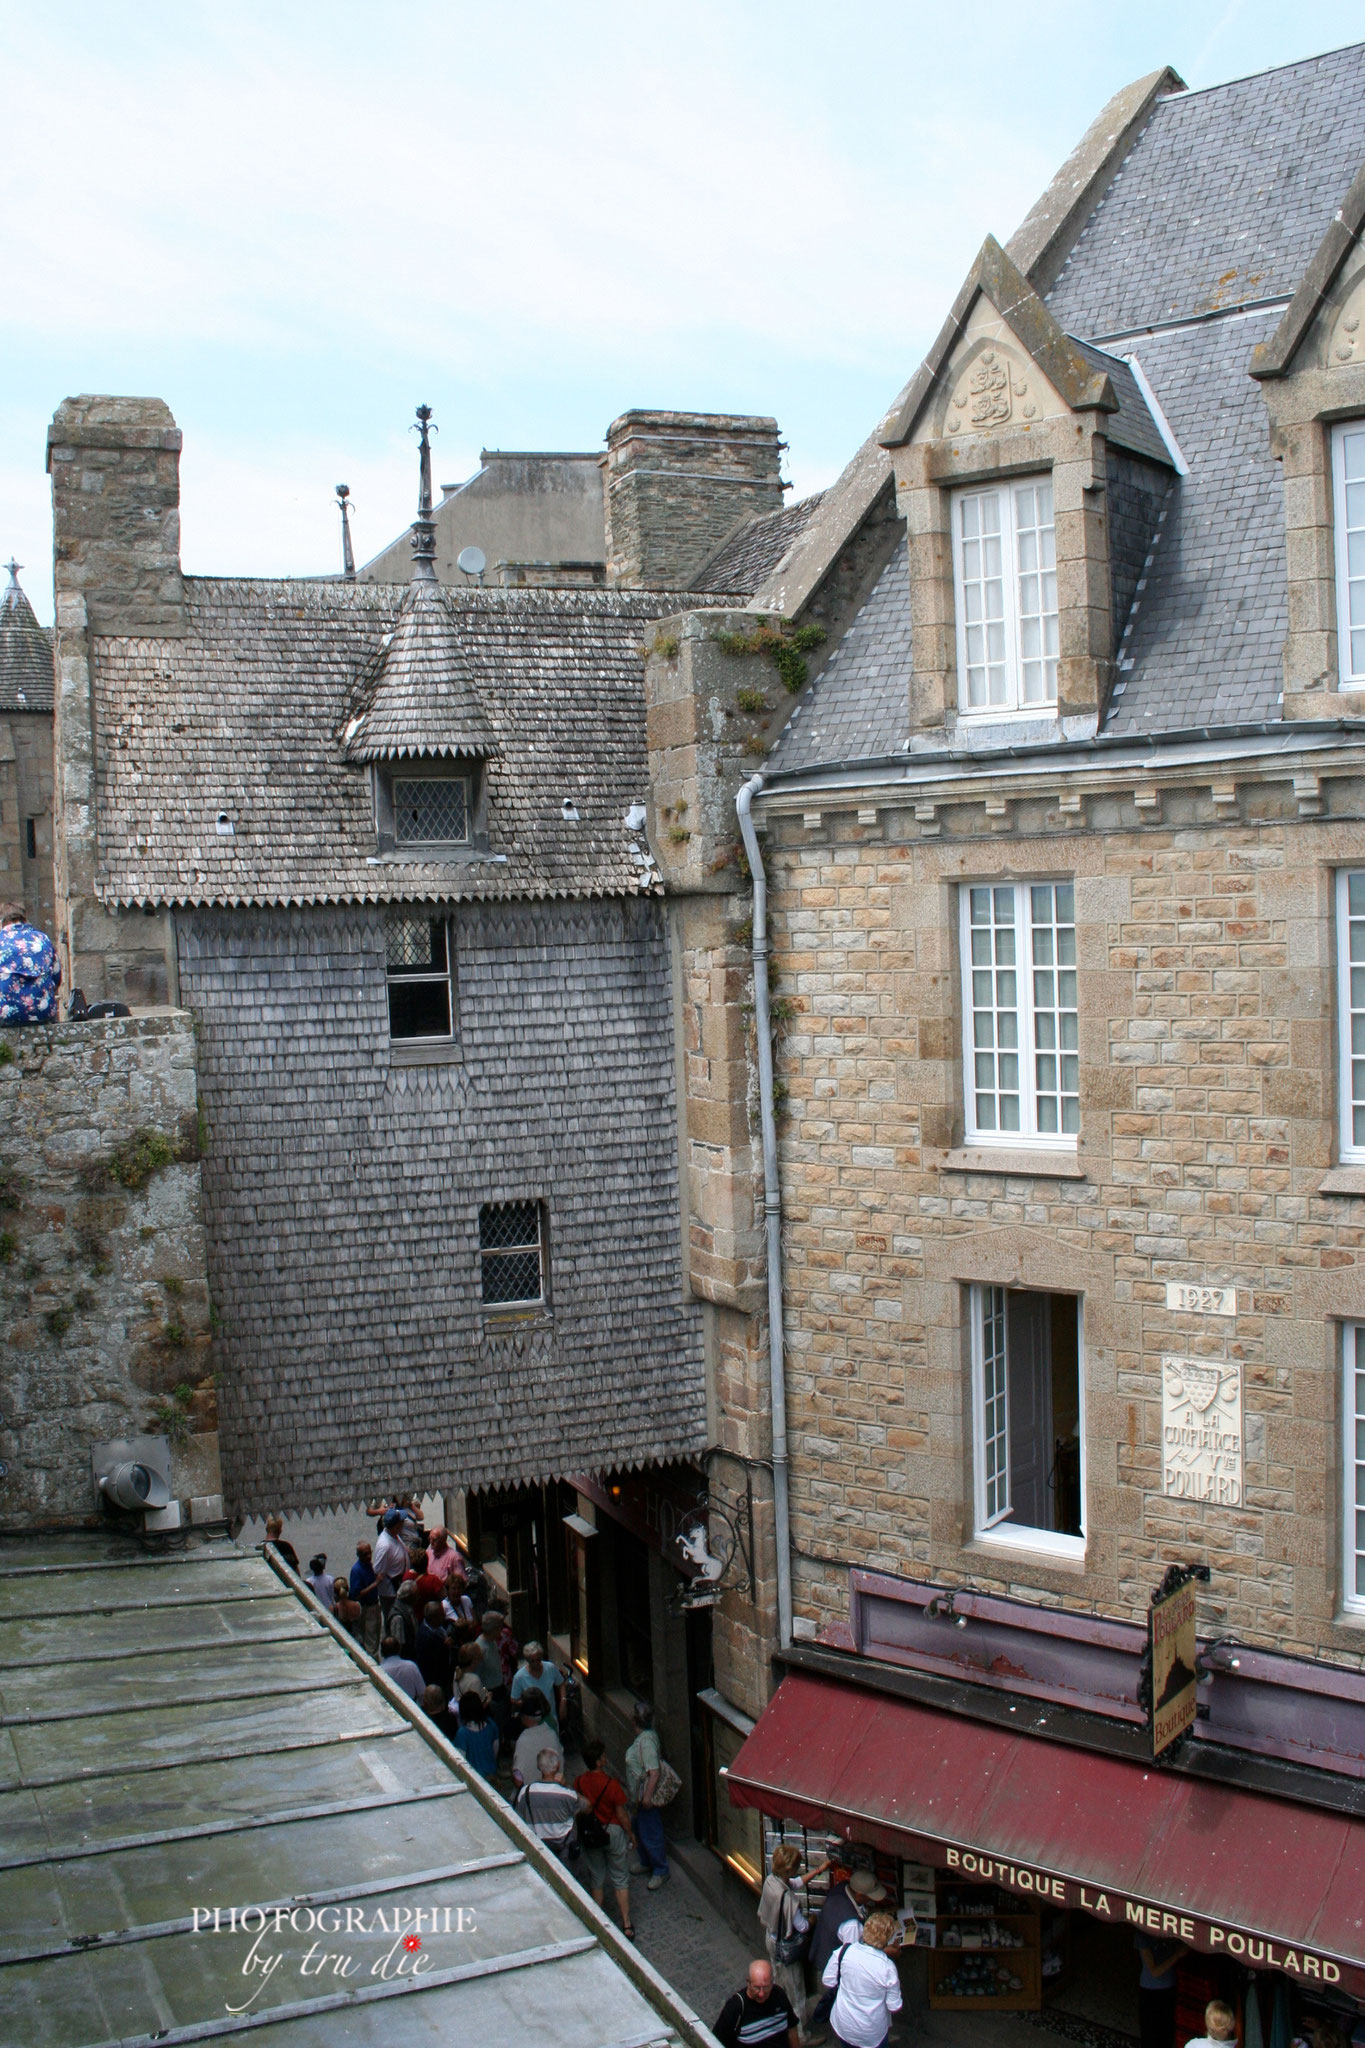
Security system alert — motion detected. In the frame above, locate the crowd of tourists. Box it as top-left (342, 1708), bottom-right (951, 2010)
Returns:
top-left (263, 1502), bottom-right (671, 1944)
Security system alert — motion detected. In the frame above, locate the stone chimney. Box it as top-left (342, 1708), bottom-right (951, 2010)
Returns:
top-left (47, 397), bottom-right (185, 1005)
top-left (47, 396), bottom-right (185, 636)
top-left (602, 411), bottom-right (785, 590)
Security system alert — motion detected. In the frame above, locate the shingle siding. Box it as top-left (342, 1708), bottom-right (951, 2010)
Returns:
top-left (771, 537), bottom-right (911, 771)
top-left (178, 895), bottom-right (705, 1514)
top-left (1105, 448), bottom-right (1172, 679)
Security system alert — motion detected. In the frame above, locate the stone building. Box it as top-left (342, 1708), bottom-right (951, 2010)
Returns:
top-left (0, 561), bottom-right (53, 931)
top-left (33, 382), bottom-right (827, 1819)
top-left (640, 42), bottom-right (1365, 2025)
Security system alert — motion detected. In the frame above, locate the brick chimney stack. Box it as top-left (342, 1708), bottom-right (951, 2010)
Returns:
top-left (602, 411), bottom-right (785, 590)
top-left (46, 396), bottom-right (185, 1004)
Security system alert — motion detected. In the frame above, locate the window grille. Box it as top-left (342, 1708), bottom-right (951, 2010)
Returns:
top-left (1346, 1326), bottom-right (1365, 1614)
top-left (1337, 871), bottom-right (1365, 1162)
top-left (962, 882), bottom-right (1077, 1144)
top-left (1332, 424), bottom-right (1365, 687)
top-left (385, 913), bottom-right (454, 1041)
top-left (953, 475), bottom-right (1058, 713)
top-left (393, 777), bottom-right (469, 845)
top-left (479, 1201), bottom-right (545, 1306)
top-left (980, 1286), bottom-right (1010, 1525)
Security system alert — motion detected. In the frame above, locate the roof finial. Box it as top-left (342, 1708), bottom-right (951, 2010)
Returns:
top-left (4, 560), bottom-right (20, 585)
top-left (410, 405), bottom-right (438, 583)
top-left (335, 486), bottom-right (356, 581)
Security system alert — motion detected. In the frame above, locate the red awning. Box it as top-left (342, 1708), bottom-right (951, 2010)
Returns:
top-left (726, 1671), bottom-right (1365, 1998)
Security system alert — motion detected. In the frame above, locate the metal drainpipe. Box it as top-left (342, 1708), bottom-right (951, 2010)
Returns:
top-left (736, 772), bottom-right (793, 1650)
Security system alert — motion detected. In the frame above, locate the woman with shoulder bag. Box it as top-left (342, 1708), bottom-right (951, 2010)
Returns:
top-left (759, 1843), bottom-right (830, 2044)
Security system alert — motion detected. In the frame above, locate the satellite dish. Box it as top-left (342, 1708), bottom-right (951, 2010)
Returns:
top-left (457, 546), bottom-right (487, 580)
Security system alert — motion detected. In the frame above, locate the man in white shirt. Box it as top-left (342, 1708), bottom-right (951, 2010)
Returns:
top-left (370, 1512), bottom-right (410, 1615)
top-left (821, 1911), bottom-right (902, 2048)
top-left (514, 1750), bottom-right (579, 1860)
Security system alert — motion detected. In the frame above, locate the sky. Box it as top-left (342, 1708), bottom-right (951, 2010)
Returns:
top-left (3, 1), bottom-right (1365, 621)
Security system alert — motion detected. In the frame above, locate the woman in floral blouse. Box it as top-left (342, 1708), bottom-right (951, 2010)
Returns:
top-left (0, 907), bottom-right (60, 1023)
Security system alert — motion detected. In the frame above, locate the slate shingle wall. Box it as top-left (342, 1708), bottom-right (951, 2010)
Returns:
top-left (177, 895), bottom-right (705, 1514)
top-left (1106, 448), bottom-right (1171, 678)
top-left (771, 538), bottom-right (912, 772)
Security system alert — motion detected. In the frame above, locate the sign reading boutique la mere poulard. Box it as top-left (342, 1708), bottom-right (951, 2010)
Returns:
top-left (1150, 1574), bottom-right (1199, 1757)
top-left (931, 1846), bottom-right (1360, 1997)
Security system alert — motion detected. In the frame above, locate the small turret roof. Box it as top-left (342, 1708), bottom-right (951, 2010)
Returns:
top-left (341, 579), bottom-right (497, 762)
top-left (0, 561), bottom-right (53, 713)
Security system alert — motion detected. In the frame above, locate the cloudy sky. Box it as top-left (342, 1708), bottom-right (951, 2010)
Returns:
top-left (4, 1), bottom-right (1364, 619)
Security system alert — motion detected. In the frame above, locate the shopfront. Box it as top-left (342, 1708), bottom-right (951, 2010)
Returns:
top-left (726, 1663), bottom-right (1365, 2044)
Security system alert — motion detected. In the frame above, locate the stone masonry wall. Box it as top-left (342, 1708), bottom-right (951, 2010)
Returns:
top-left (758, 769), bottom-right (1365, 1667)
top-left (0, 1012), bottom-right (217, 1526)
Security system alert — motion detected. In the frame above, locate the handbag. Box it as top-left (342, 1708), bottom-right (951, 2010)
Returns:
top-left (651, 1756), bottom-right (683, 1807)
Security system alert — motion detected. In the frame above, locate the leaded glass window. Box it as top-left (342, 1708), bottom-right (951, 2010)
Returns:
top-left (479, 1202), bottom-right (546, 1307)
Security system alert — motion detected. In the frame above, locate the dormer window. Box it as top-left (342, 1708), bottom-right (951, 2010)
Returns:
top-left (1332, 424), bottom-right (1365, 689)
top-left (393, 774), bottom-right (469, 847)
top-left (953, 475), bottom-right (1058, 714)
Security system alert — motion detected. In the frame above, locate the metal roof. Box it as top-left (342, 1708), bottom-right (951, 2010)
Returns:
top-left (0, 1533), bottom-right (713, 2048)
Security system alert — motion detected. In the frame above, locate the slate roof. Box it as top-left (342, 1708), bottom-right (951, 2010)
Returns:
top-left (770, 45), bottom-right (1365, 774)
top-left (343, 579), bottom-right (497, 761)
top-left (0, 565), bottom-right (53, 713)
top-left (771, 538), bottom-right (911, 771)
top-left (1045, 41), bottom-right (1365, 339)
top-left (693, 492), bottom-right (825, 595)
top-left (93, 578), bottom-right (705, 907)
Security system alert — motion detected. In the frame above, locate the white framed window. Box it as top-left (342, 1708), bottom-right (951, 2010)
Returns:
top-left (386, 912), bottom-right (456, 1042)
top-left (953, 474), bottom-right (1058, 713)
top-left (960, 882), bottom-right (1078, 1147)
top-left (1332, 423), bottom-right (1365, 689)
top-left (1345, 1325), bottom-right (1365, 1617)
top-left (971, 1285), bottom-right (1085, 1557)
top-left (1335, 870), bottom-right (1365, 1163)
top-left (479, 1201), bottom-right (547, 1308)
top-left (393, 775), bottom-right (469, 846)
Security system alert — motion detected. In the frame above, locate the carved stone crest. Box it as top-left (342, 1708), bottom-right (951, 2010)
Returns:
top-left (968, 350), bottom-right (1012, 426)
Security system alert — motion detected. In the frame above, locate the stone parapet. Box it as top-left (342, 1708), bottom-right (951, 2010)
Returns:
top-left (0, 1010), bottom-right (217, 1527)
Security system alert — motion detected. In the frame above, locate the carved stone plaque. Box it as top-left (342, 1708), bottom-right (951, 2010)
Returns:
top-left (1161, 1358), bottom-right (1243, 1507)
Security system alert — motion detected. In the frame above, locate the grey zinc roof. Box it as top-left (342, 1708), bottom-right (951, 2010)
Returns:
top-left (692, 492), bottom-right (826, 595)
top-left (770, 538), bottom-right (911, 771)
top-left (93, 578), bottom-right (708, 908)
top-left (343, 581), bottom-right (497, 761)
top-left (1045, 41), bottom-right (1365, 338)
top-left (0, 1533), bottom-right (707, 2048)
top-left (0, 565), bottom-right (53, 713)
top-left (1102, 310), bottom-right (1287, 733)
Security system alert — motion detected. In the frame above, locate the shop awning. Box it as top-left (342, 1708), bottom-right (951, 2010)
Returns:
top-left (726, 1671), bottom-right (1365, 1998)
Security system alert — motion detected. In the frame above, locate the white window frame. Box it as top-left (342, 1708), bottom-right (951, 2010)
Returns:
top-left (479, 1201), bottom-right (548, 1310)
top-left (970, 1284), bottom-right (1086, 1561)
top-left (1331, 423), bottom-right (1365, 690)
top-left (1345, 1324), bottom-right (1365, 1618)
top-left (1335, 870), bottom-right (1365, 1164)
top-left (952, 472), bottom-right (1059, 717)
top-left (958, 882), bottom-right (1079, 1150)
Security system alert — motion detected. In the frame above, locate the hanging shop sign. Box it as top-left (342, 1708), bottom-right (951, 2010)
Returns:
top-left (1162, 1358), bottom-right (1243, 1506)
top-left (1149, 1573), bottom-right (1200, 1757)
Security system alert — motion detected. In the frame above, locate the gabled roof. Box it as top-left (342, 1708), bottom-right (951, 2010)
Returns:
top-left (93, 578), bottom-right (711, 908)
top-left (1251, 156), bottom-right (1365, 378)
top-left (879, 235), bottom-right (1120, 449)
top-left (691, 491), bottom-right (825, 595)
top-left (342, 580), bottom-right (496, 762)
top-left (1044, 39), bottom-right (1365, 339)
top-left (0, 563), bottom-right (53, 713)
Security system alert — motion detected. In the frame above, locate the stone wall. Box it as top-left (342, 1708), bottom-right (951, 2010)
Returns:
top-left (11, 709), bottom-right (54, 934)
top-left (754, 763), bottom-right (1365, 1666)
top-left (0, 1012), bottom-right (217, 1527)
top-left (175, 895), bottom-right (706, 1516)
top-left (604, 413), bottom-right (785, 590)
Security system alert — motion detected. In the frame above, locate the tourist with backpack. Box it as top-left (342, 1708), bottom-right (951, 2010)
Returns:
top-left (574, 1738), bottom-right (635, 1939)
top-left (624, 1699), bottom-right (680, 1890)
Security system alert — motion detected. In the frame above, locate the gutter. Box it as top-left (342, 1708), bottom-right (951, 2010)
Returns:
top-left (735, 773), bottom-right (793, 1652)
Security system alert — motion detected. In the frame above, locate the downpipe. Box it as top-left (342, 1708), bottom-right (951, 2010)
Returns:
top-left (736, 772), bottom-right (793, 1651)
